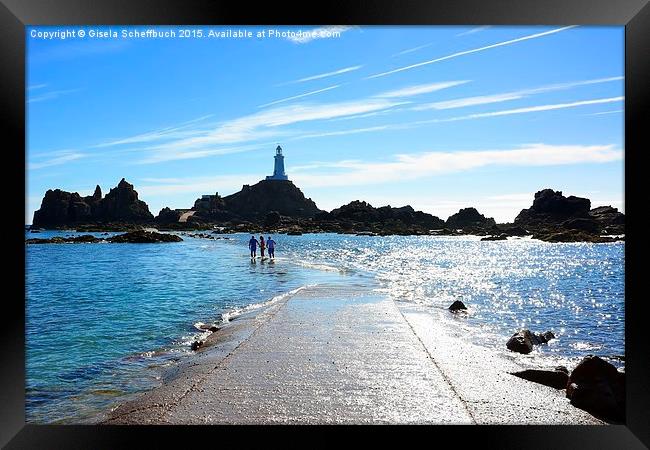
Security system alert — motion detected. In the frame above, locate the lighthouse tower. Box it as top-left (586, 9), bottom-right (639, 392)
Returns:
top-left (266, 145), bottom-right (289, 181)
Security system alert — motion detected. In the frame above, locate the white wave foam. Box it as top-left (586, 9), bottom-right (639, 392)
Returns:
top-left (220, 285), bottom-right (313, 323)
top-left (291, 259), bottom-right (351, 274)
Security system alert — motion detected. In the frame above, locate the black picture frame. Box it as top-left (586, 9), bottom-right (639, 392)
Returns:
top-left (2, 0), bottom-right (648, 447)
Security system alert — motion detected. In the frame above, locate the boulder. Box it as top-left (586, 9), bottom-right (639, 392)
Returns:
top-left (448, 300), bottom-right (468, 312)
top-left (511, 367), bottom-right (570, 389)
top-left (107, 230), bottom-right (183, 243)
top-left (506, 329), bottom-right (555, 354)
top-left (506, 330), bottom-right (536, 354)
top-left (190, 341), bottom-right (203, 351)
top-left (566, 355), bottom-right (625, 422)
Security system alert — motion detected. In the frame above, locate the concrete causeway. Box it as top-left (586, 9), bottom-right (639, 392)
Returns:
top-left (104, 283), bottom-right (603, 425)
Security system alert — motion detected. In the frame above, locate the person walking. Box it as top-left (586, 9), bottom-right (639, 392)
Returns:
top-left (248, 235), bottom-right (259, 259)
top-left (267, 236), bottom-right (276, 259)
top-left (259, 236), bottom-right (266, 258)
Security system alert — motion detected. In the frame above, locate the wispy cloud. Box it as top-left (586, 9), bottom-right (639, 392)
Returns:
top-left (377, 80), bottom-right (470, 98)
top-left (413, 76), bottom-right (623, 111)
top-left (93, 115), bottom-right (214, 148)
top-left (127, 97), bottom-right (405, 163)
top-left (367, 26), bottom-right (577, 79)
top-left (28, 150), bottom-right (86, 170)
top-left (137, 143), bottom-right (270, 164)
top-left (28, 88), bottom-right (81, 103)
top-left (285, 26), bottom-right (353, 44)
top-left (279, 65), bottom-right (363, 85)
top-left (291, 144), bottom-right (622, 188)
top-left (27, 83), bottom-right (48, 91)
top-left (455, 26), bottom-right (491, 37)
top-left (291, 125), bottom-right (389, 140)
top-left (434, 96), bottom-right (624, 122)
top-left (392, 42), bottom-right (436, 57)
top-left (586, 109), bottom-right (623, 116)
top-left (258, 84), bottom-right (341, 108)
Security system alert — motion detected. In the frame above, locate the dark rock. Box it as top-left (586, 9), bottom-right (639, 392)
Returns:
top-left (222, 180), bottom-right (322, 221)
top-left (286, 230), bottom-right (303, 236)
top-left (25, 234), bottom-right (103, 244)
top-left (155, 207), bottom-right (182, 224)
top-left (538, 331), bottom-right (556, 343)
top-left (264, 211), bottom-right (282, 228)
top-left (532, 230), bottom-right (620, 243)
top-left (506, 329), bottom-right (555, 354)
top-left (506, 330), bottom-right (536, 354)
top-left (195, 323), bottom-right (219, 332)
top-left (95, 178), bottom-right (153, 223)
top-left (561, 217), bottom-right (600, 234)
top-left (190, 341), bottom-right (203, 351)
top-left (566, 355), bottom-right (625, 422)
top-left (514, 189), bottom-right (591, 230)
top-left (32, 179), bottom-right (153, 228)
top-left (511, 368), bottom-right (570, 389)
top-left (446, 207), bottom-right (496, 231)
top-left (498, 225), bottom-right (529, 236)
top-left (328, 201), bottom-right (445, 234)
top-left (107, 230), bottom-right (183, 243)
top-left (481, 234), bottom-right (508, 241)
top-left (448, 300), bottom-right (467, 312)
top-left (589, 206), bottom-right (625, 226)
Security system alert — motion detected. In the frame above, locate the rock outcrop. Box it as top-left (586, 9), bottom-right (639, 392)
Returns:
top-left (25, 235), bottom-right (103, 244)
top-left (327, 201), bottom-right (445, 234)
top-left (107, 230), bottom-right (183, 243)
top-left (222, 180), bottom-right (322, 221)
top-left (446, 207), bottom-right (496, 232)
top-left (514, 190), bottom-right (625, 241)
top-left (515, 189), bottom-right (591, 229)
top-left (155, 207), bottom-right (182, 224)
top-left (32, 179), bottom-right (153, 228)
top-left (26, 231), bottom-right (183, 244)
top-left (94, 179), bottom-right (153, 222)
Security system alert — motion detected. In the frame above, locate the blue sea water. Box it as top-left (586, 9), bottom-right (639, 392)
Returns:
top-left (25, 231), bottom-right (624, 423)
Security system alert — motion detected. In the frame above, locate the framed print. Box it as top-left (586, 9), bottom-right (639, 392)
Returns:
top-left (2, 0), bottom-right (648, 447)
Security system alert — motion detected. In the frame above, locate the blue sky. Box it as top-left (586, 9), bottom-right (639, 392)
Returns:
top-left (26, 25), bottom-right (624, 224)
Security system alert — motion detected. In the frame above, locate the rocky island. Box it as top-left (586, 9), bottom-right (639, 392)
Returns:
top-left (28, 147), bottom-right (624, 242)
top-left (28, 177), bottom-right (624, 243)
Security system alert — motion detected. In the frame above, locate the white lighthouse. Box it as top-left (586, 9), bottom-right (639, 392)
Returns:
top-left (266, 145), bottom-right (289, 181)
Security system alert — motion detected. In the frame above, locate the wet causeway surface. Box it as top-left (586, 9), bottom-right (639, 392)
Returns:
top-left (105, 283), bottom-right (602, 425)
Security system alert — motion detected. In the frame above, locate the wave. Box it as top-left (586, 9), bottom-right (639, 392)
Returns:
top-left (220, 284), bottom-right (313, 323)
top-left (289, 258), bottom-right (354, 275)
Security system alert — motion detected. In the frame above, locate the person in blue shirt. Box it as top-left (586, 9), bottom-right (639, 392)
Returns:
top-left (248, 235), bottom-right (259, 258)
top-left (267, 236), bottom-right (276, 259)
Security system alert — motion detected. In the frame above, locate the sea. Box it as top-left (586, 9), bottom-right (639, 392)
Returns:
top-left (25, 230), bottom-right (625, 423)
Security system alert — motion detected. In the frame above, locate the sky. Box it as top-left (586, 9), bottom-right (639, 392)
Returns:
top-left (26, 25), bottom-right (624, 224)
